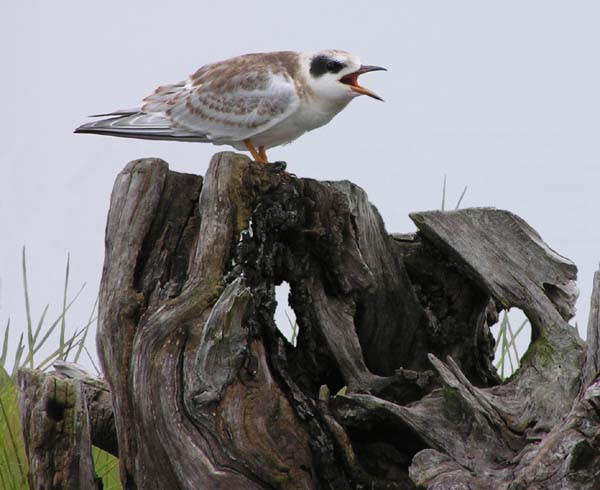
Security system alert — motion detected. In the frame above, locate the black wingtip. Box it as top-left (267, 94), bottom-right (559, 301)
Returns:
top-left (73, 124), bottom-right (101, 135)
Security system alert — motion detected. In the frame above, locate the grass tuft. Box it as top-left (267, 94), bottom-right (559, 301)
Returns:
top-left (494, 310), bottom-right (529, 380)
top-left (0, 250), bottom-right (120, 489)
top-left (441, 175), bottom-right (468, 211)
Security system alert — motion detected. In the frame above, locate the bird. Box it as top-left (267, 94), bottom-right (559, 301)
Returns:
top-left (75, 50), bottom-right (386, 163)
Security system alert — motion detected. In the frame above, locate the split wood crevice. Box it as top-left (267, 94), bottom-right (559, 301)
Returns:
top-left (17, 152), bottom-right (600, 489)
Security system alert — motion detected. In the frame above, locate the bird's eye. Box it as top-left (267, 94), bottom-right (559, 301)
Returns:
top-left (310, 55), bottom-right (345, 77)
top-left (326, 60), bottom-right (344, 73)
top-left (327, 60), bottom-right (342, 72)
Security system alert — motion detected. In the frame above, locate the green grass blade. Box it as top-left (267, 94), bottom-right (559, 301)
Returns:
top-left (64, 324), bottom-right (90, 360)
top-left (0, 453), bottom-right (8, 490)
top-left (0, 384), bottom-right (27, 483)
top-left (291, 320), bottom-right (298, 346)
top-left (503, 317), bottom-right (529, 357)
top-left (83, 345), bottom-right (101, 375)
top-left (505, 315), bottom-right (521, 362)
top-left (59, 253), bottom-right (70, 360)
top-left (94, 453), bottom-right (119, 473)
top-left (495, 311), bottom-right (530, 379)
top-left (0, 390), bottom-right (14, 488)
top-left (495, 311), bottom-right (518, 380)
top-left (455, 185), bottom-right (468, 210)
top-left (35, 324), bottom-right (86, 371)
top-left (503, 314), bottom-right (516, 373)
top-left (37, 282), bottom-right (85, 351)
top-left (32, 304), bottom-right (50, 345)
top-left (494, 311), bottom-right (508, 356)
top-left (284, 310), bottom-right (298, 346)
top-left (0, 319), bottom-right (9, 368)
top-left (22, 246), bottom-right (34, 368)
top-left (441, 174), bottom-right (447, 211)
top-left (22, 319), bottom-right (61, 368)
top-left (21, 282), bottom-right (86, 368)
top-left (34, 346), bottom-right (64, 372)
top-left (505, 335), bottom-right (515, 374)
top-left (92, 446), bottom-right (121, 489)
top-left (63, 331), bottom-right (79, 360)
top-left (11, 334), bottom-right (24, 378)
top-left (74, 295), bottom-right (98, 363)
top-left (0, 434), bottom-right (17, 490)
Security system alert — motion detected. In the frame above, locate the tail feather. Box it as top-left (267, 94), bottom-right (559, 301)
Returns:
top-left (74, 111), bottom-right (209, 142)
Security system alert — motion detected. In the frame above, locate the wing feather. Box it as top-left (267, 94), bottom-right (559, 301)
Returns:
top-left (74, 112), bottom-right (209, 141)
top-left (76, 52), bottom-right (304, 143)
top-left (142, 66), bottom-right (300, 142)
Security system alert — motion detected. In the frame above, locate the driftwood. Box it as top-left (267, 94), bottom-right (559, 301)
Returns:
top-left (17, 152), bottom-right (600, 489)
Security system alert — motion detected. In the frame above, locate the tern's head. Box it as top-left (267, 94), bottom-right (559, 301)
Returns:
top-left (303, 50), bottom-right (386, 102)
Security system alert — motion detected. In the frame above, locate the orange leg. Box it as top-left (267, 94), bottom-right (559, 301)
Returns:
top-left (244, 139), bottom-right (267, 163)
top-left (244, 139), bottom-right (261, 161)
top-left (258, 146), bottom-right (268, 163)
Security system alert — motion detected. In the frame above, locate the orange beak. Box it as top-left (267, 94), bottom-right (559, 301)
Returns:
top-left (340, 65), bottom-right (387, 101)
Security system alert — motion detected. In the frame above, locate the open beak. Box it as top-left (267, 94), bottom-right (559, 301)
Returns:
top-left (340, 65), bottom-right (387, 101)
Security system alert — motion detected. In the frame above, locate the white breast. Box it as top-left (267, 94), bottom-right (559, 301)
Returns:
top-left (237, 96), bottom-right (351, 150)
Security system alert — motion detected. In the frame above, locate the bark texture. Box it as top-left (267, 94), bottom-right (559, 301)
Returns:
top-left (17, 152), bottom-right (600, 489)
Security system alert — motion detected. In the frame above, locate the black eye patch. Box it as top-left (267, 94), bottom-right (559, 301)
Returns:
top-left (310, 56), bottom-right (346, 77)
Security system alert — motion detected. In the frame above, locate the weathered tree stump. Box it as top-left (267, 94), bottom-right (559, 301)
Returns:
top-left (18, 152), bottom-right (600, 489)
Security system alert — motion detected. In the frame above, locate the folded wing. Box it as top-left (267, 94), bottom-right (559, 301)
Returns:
top-left (146, 65), bottom-right (300, 142)
top-left (76, 60), bottom-right (301, 143)
top-left (75, 109), bottom-right (209, 141)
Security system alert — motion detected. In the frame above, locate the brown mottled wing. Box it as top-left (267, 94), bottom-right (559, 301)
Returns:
top-left (142, 55), bottom-right (301, 142)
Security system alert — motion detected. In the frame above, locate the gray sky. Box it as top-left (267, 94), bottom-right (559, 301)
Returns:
top-left (1, 1), bottom-right (599, 372)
